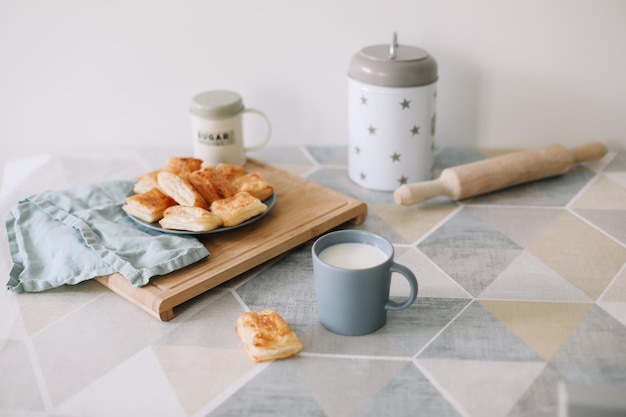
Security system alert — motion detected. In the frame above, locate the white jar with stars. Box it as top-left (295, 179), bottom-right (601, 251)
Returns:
top-left (348, 34), bottom-right (438, 191)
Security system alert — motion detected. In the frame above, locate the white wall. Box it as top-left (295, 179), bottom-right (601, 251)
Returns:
top-left (1, 0), bottom-right (625, 159)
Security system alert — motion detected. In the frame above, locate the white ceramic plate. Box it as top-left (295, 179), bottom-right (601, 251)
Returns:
top-left (125, 192), bottom-right (276, 235)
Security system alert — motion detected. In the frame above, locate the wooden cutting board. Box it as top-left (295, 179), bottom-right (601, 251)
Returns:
top-left (95, 158), bottom-right (367, 321)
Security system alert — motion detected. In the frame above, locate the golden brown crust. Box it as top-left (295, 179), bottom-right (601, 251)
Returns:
top-left (133, 171), bottom-right (159, 194)
top-left (157, 171), bottom-right (209, 210)
top-left (125, 156), bottom-right (275, 232)
top-left (122, 188), bottom-right (177, 223)
top-left (232, 172), bottom-right (274, 201)
top-left (209, 192), bottom-right (267, 227)
top-left (215, 163), bottom-right (246, 181)
top-left (159, 205), bottom-right (223, 232)
top-left (235, 310), bottom-right (303, 362)
top-left (188, 166), bottom-right (236, 204)
top-left (162, 157), bottom-right (203, 181)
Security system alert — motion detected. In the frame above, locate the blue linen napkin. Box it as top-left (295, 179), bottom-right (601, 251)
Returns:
top-left (5, 180), bottom-right (210, 293)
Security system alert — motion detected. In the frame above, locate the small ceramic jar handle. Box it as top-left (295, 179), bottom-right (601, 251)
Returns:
top-left (242, 108), bottom-right (272, 152)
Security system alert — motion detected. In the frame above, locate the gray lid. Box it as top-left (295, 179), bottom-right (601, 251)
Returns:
top-left (190, 90), bottom-right (244, 118)
top-left (348, 33), bottom-right (438, 87)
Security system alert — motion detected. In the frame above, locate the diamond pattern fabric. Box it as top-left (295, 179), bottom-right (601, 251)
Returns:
top-left (1, 146), bottom-right (625, 417)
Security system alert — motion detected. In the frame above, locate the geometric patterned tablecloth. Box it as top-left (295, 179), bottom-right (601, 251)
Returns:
top-left (1, 146), bottom-right (625, 417)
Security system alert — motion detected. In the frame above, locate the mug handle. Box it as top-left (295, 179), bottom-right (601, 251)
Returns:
top-left (384, 263), bottom-right (418, 311)
top-left (243, 108), bottom-right (272, 152)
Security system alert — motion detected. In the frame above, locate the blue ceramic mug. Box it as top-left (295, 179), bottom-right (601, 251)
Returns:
top-left (312, 230), bottom-right (418, 336)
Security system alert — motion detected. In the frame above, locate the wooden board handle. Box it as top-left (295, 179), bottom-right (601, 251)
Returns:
top-left (394, 141), bottom-right (607, 206)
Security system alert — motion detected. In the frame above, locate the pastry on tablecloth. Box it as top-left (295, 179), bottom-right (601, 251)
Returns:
top-left (235, 309), bottom-right (303, 362)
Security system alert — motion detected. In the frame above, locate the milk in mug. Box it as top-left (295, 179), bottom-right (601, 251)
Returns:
top-left (318, 243), bottom-right (388, 269)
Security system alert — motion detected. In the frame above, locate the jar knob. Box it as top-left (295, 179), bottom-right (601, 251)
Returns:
top-left (389, 32), bottom-right (398, 60)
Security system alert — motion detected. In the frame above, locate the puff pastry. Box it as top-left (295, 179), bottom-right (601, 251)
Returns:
top-left (133, 170), bottom-right (159, 194)
top-left (215, 163), bottom-right (246, 181)
top-left (159, 205), bottom-right (223, 232)
top-left (157, 171), bottom-right (209, 210)
top-left (235, 310), bottom-right (303, 362)
top-left (188, 166), bottom-right (236, 204)
top-left (162, 157), bottom-right (203, 180)
top-left (209, 192), bottom-right (267, 227)
top-left (232, 172), bottom-right (274, 200)
top-left (122, 188), bottom-right (177, 223)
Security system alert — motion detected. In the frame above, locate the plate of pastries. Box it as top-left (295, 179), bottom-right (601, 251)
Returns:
top-left (122, 157), bottom-right (275, 234)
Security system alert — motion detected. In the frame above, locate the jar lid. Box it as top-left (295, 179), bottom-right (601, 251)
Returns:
top-left (190, 90), bottom-right (244, 118)
top-left (348, 33), bottom-right (438, 87)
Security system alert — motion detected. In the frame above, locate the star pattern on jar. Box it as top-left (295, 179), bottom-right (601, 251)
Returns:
top-left (352, 87), bottom-right (436, 188)
top-left (431, 113), bottom-right (437, 136)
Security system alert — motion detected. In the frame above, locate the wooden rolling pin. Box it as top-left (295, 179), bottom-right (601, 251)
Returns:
top-left (393, 141), bottom-right (608, 205)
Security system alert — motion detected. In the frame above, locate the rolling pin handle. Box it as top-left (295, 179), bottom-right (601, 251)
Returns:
top-left (569, 141), bottom-right (608, 163)
top-left (393, 178), bottom-right (452, 206)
